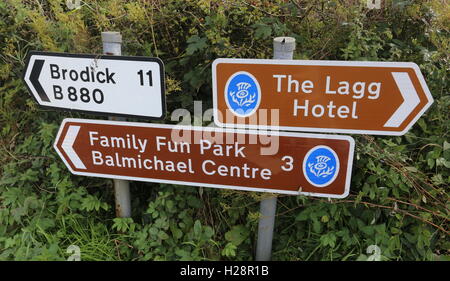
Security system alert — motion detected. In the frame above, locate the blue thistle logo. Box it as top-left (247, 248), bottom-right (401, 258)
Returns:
top-left (303, 146), bottom-right (340, 187)
top-left (225, 71), bottom-right (260, 117)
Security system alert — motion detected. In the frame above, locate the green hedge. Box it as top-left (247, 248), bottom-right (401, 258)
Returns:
top-left (0, 0), bottom-right (448, 261)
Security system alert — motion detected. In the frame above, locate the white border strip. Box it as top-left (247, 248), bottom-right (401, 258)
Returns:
top-left (61, 125), bottom-right (86, 169)
top-left (384, 72), bottom-right (420, 127)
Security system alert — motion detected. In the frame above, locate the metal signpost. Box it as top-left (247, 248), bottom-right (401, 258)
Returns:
top-left (212, 56), bottom-right (434, 135)
top-left (53, 118), bottom-right (354, 197)
top-left (102, 31), bottom-right (131, 218)
top-left (256, 37), bottom-right (296, 261)
top-left (23, 48), bottom-right (166, 120)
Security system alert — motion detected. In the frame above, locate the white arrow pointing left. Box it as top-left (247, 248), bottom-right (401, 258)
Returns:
top-left (62, 125), bottom-right (86, 169)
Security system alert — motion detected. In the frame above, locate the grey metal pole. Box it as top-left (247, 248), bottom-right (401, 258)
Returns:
top-left (255, 37), bottom-right (296, 261)
top-left (101, 31), bottom-right (132, 218)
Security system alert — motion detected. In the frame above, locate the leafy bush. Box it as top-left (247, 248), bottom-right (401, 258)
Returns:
top-left (0, 0), bottom-right (448, 260)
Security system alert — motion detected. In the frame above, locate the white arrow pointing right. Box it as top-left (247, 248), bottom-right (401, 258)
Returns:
top-left (62, 125), bottom-right (86, 169)
top-left (384, 72), bottom-right (420, 128)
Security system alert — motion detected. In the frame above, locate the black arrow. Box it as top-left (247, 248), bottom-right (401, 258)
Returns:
top-left (29, 59), bottom-right (49, 102)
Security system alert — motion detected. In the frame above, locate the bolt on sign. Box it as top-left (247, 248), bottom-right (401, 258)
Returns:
top-left (23, 51), bottom-right (165, 119)
top-left (212, 58), bottom-right (434, 135)
top-left (54, 119), bottom-right (355, 198)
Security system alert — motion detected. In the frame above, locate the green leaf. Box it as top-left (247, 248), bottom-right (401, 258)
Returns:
top-left (170, 225), bottom-right (183, 240)
top-left (320, 233), bottom-right (337, 248)
top-left (312, 219), bottom-right (322, 233)
top-left (186, 35), bottom-right (207, 55)
top-left (443, 141), bottom-right (450, 151)
top-left (296, 210), bottom-right (309, 221)
top-left (252, 23), bottom-right (272, 39)
top-left (158, 231), bottom-right (169, 240)
top-left (112, 218), bottom-right (134, 232)
top-left (36, 217), bottom-right (55, 231)
top-left (193, 220), bottom-right (202, 237)
top-left (404, 166), bottom-right (418, 173)
top-left (203, 226), bottom-right (214, 239)
top-left (225, 225), bottom-right (249, 246)
top-left (221, 242), bottom-right (237, 258)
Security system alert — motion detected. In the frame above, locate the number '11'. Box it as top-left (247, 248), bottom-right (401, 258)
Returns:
top-left (137, 70), bottom-right (152, 86)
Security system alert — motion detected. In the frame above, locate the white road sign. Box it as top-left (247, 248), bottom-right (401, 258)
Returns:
top-left (23, 51), bottom-right (166, 119)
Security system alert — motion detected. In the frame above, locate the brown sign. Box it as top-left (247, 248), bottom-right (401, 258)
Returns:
top-left (54, 119), bottom-right (355, 198)
top-left (212, 59), bottom-right (434, 135)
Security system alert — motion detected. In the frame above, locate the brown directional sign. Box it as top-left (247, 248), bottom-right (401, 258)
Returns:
top-left (54, 119), bottom-right (355, 198)
top-left (212, 59), bottom-right (434, 135)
